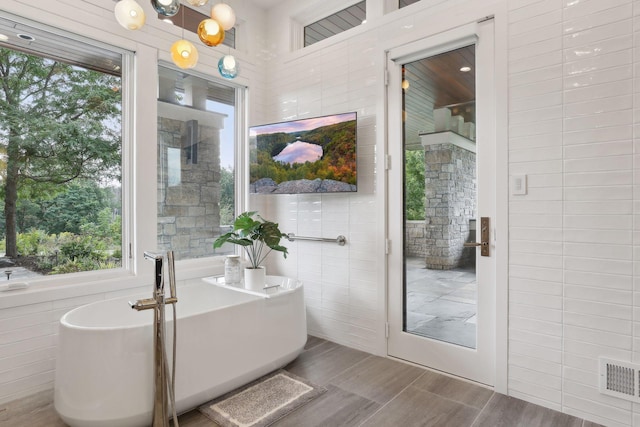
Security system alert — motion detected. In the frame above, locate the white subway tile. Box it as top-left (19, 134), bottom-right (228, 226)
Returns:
top-left (509, 385), bottom-right (562, 411)
top-left (565, 298), bottom-right (633, 321)
top-left (564, 392), bottom-right (633, 426)
top-left (564, 242), bottom-right (632, 260)
top-left (563, 187), bottom-right (632, 201)
top-left (564, 200), bottom-right (633, 215)
top-left (564, 1), bottom-right (632, 32)
top-left (511, 303), bottom-right (562, 323)
top-left (509, 315), bottom-right (563, 336)
top-left (564, 110), bottom-right (633, 133)
top-left (564, 65), bottom-right (632, 90)
top-left (510, 277), bottom-right (563, 296)
top-left (564, 124), bottom-right (632, 145)
top-left (510, 239), bottom-right (563, 255)
top-left (564, 256), bottom-right (632, 275)
top-left (564, 325), bottom-right (631, 350)
top-left (564, 156), bottom-right (632, 174)
top-left (509, 227), bottom-right (563, 242)
top-left (564, 311), bottom-right (632, 334)
top-left (510, 365), bottom-right (562, 390)
top-left (565, 270), bottom-right (632, 290)
top-left (563, 339), bottom-right (630, 362)
top-left (510, 9), bottom-right (562, 36)
top-left (563, 19), bottom-right (632, 49)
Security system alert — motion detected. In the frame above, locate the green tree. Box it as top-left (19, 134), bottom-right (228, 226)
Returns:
top-left (219, 166), bottom-right (235, 225)
top-left (405, 149), bottom-right (425, 220)
top-left (0, 48), bottom-right (121, 257)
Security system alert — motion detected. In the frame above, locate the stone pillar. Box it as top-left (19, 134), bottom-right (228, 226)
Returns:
top-left (157, 103), bottom-right (226, 260)
top-left (422, 136), bottom-right (476, 270)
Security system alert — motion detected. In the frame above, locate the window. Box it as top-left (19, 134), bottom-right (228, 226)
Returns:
top-left (304, 1), bottom-right (366, 47)
top-left (157, 66), bottom-right (237, 261)
top-left (399, 0), bottom-right (421, 8)
top-left (0, 14), bottom-right (125, 276)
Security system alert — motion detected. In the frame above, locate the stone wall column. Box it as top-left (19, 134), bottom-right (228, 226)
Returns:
top-left (422, 139), bottom-right (476, 270)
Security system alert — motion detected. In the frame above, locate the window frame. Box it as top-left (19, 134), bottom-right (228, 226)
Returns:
top-left (0, 11), bottom-right (135, 290)
top-left (154, 61), bottom-right (248, 272)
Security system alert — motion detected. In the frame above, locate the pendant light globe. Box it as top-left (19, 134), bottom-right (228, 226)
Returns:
top-left (211, 3), bottom-right (236, 31)
top-left (197, 18), bottom-right (225, 46)
top-left (151, 0), bottom-right (181, 17)
top-left (114, 0), bottom-right (146, 30)
top-left (171, 39), bottom-right (199, 69)
top-left (218, 54), bottom-right (238, 79)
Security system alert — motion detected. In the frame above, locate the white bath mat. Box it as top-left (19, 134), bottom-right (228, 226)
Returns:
top-left (199, 370), bottom-right (326, 427)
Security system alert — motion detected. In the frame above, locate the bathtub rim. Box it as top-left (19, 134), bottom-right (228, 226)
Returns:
top-left (59, 275), bottom-right (302, 332)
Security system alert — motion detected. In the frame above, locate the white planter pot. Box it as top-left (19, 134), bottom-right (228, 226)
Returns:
top-left (244, 266), bottom-right (265, 291)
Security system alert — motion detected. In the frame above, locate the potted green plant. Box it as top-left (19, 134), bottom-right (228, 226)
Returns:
top-left (213, 211), bottom-right (288, 290)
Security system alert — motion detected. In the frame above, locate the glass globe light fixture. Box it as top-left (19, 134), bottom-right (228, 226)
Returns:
top-left (114, 0), bottom-right (146, 30)
top-left (171, 39), bottom-right (199, 69)
top-left (211, 3), bottom-right (236, 31)
top-left (218, 54), bottom-right (238, 79)
top-left (186, 0), bottom-right (210, 5)
top-left (151, 0), bottom-right (180, 17)
top-left (197, 19), bottom-right (225, 46)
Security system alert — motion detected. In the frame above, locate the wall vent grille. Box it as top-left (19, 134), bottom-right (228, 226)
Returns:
top-left (599, 358), bottom-right (640, 402)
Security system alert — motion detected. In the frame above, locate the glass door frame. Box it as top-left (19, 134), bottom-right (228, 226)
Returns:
top-left (385, 17), bottom-right (508, 389)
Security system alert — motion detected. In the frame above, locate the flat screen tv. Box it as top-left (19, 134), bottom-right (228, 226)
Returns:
top-left (249, 112), bottom-right (357, 194)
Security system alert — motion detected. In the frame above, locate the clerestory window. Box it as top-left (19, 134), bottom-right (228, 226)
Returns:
top-left (304, 1), bottom-right (366, 47)
top-left (0, 13), bottom-right (126, 278)
top-left (399, 0), bottom-right (421, 8)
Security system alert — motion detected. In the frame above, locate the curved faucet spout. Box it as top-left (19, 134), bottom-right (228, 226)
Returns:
top-left (144, 251), bottom-right (164, 292)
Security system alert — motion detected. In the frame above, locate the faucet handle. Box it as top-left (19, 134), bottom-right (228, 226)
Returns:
top-left (167, 251), bottom-right (177, 300)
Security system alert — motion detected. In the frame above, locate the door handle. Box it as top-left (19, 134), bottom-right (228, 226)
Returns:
top-left (462, 217), bottom-right (490, 257)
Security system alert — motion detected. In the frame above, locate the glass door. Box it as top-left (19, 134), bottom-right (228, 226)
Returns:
top-left (387, 20), bottom-right (496, 385)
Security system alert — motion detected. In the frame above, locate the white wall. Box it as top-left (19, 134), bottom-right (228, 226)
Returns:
top-left (256, 0), bottom-right (640, 426)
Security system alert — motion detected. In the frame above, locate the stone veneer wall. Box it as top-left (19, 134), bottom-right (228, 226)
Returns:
top-left (424, 143), bottom-right (476, 269)
top-left (157, 116), bottom-right (222, 260)
top-left (405, 220), bottom-right (428, 258)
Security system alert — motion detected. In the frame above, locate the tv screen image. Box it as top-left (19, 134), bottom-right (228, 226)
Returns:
top-left (249, 112), bottom-right (357, 194)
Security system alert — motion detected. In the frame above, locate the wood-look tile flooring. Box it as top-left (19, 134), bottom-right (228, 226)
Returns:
top-left (1, 336), bottom-right (604, 427)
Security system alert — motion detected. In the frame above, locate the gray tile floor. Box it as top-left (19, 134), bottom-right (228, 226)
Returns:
top-left (406, 257), bottom-right (477, 348)
top-left (1, 336), bottom-right (603, 427)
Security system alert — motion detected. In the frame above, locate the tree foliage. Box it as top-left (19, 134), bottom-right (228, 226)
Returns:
top-left (405, 149), bottom-right (426, 221)
top-left (0, 48), bottom-right (122, 257)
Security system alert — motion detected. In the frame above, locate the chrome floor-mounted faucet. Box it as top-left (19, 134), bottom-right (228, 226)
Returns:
top-left (131, 251), bottom-right (178, 427)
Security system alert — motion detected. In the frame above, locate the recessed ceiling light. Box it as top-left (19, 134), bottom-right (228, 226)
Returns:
top-left (460, 66), bottom-right (471, 72)
top-left (17, 33), bottom-right (35, 41)
top-left (0, 34), bottom-right (8, 41)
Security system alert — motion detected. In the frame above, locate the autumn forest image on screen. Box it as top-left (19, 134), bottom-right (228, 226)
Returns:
top-left (249, 112), bottom-right (357, 194)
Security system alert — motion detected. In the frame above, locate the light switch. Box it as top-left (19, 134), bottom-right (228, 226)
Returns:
top-left (511, 174), bottom-right (527, 195)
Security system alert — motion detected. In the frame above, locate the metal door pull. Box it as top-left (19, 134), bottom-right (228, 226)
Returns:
top-left (463, 217), bottom-right (490, 257)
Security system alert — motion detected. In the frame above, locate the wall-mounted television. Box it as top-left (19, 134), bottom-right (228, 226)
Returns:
top-left (249, 112), bottom-right (357, 194)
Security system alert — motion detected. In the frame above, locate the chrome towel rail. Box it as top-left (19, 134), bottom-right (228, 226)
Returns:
top-left (286, 233), bottom-right (347, 246)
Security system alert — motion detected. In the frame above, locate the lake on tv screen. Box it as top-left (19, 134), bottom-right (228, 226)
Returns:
top-left (272, 140), bottom-right (323, 164)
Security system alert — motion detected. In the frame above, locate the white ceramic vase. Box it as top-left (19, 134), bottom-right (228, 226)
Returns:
top-left (244, 266), bottom-right (265, 291)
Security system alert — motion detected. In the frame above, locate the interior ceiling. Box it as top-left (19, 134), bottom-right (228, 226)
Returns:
top-left (403, 44), bottom-right (476, 149)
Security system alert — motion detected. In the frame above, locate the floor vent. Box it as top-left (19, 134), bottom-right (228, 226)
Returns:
top-left (599, 358), bottom-right (640, 402)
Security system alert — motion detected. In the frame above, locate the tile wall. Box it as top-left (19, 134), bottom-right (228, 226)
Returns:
top-left (508, 0), bottom-right (637, 426)
top-left (261, 0), bottom-right (640, 426)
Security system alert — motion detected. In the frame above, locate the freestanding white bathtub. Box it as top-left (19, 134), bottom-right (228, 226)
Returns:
top-left (54, 276), bottom-right (306, 427)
